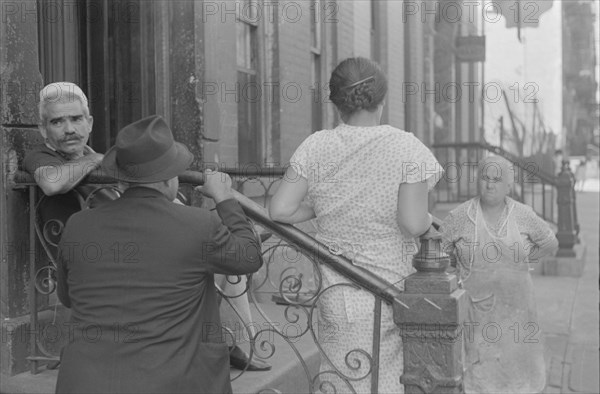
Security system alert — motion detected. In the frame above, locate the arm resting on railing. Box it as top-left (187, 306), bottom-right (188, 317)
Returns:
top-left (23, 147), bottom-right (104, 196)
top-left (268, 166), bottom-right (315, 223)
top-left (397, 181), bottom-right (433, 237)
top-left (13, 169), bottom-right (414, 305)
top-left (182, 171), bottom-right (445, 303)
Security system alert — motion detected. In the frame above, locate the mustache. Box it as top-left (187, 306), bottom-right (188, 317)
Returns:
top-left (61, 135), bottom-right (83, 142)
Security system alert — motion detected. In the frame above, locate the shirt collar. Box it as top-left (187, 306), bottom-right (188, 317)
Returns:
top-left (121, 186), bottom-right (171, 200)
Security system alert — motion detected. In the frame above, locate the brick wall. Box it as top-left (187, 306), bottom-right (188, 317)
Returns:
top-left (352, 0), bottom-right (371, 58)
top-left (405, 8), bottom-right (426, 141)
top-left (335, 1), bottom-right (354, 63)
top-left (374, 1), bottom-right (406, 129)
top-left (278, 0), bottom-right (312, 163)
top-left (204, 0), bottom-right (446, 165)
top-left (200, 0), bottom-right (484, 162)
top-left (202, 6), bottom-right (238, 167)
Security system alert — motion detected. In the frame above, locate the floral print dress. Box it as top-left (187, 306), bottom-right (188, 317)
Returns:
top-left (290, 124), bottom-right (442, 393)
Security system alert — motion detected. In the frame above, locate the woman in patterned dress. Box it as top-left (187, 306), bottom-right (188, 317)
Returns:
top-left (440, 155), bottom-right (558, 394)
top-left (269, 57), bottom-right (442, 393)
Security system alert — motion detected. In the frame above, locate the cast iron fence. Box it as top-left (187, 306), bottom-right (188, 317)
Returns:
top-left (13, 168), bottom-right (465, 393)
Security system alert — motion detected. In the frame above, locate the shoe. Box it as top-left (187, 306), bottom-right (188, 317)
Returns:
top-left (46, 360), bottom-right (61, 370)
top-left (229, 345), bottom-right (272, 371)
top-left (259, 232), bottom-right (273, 243)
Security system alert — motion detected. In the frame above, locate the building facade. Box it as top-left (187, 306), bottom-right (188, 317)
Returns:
top-left (1, 0), bottom-right (483, 375)
top-left (562, 0), bottom-right (599, 157)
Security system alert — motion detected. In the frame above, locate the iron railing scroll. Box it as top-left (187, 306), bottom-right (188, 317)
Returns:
top-left (182, 170), bottom-right (404, 392)
top-left (432, 142), bottom-right (560, 225)
top-left (14, 168), bottom-right (466, 394)
top-left (432, 142), bottom-right (580, 257)
top-left (12, 171), bottom-right (121, 374)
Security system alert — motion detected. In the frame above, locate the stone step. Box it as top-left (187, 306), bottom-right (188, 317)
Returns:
top-left (0, 303), bottom-right (320, 394)
top-left (231, 302), bottom-right (320, 394)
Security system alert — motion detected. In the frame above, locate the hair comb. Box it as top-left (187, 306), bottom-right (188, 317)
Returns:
top-left (343, 75), bottom-right (375, 89)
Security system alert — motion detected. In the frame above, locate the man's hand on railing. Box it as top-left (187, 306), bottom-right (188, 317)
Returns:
top-left (194, 169), bottom-right (234, 204)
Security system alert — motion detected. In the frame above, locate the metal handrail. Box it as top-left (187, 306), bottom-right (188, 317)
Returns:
top-left (14, 168), bottom-right (464, 393)
top-left (432, 141), bottom-right (559, 186)
top-left (13, 169), bottom-right (403, 304)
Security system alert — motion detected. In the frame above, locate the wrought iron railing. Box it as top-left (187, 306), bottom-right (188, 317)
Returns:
top-left (13, 168), bottom-right (465, 393)
top-left (432, 142), bottom-right (562, 225)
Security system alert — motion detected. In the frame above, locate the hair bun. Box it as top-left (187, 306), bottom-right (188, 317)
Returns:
top-left (344, 83), bottom-right (375, 113)
top-left (329, 57), bottom-right (388, 116)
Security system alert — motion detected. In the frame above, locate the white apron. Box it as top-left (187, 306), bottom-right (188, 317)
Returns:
top-left (462, 201), bottom-right (546, 393)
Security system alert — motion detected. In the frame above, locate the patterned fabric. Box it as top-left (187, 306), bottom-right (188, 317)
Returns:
top-left (290, 124), bottom-right (442, 393)
top-left (440, 196), bottom-right (557, 282)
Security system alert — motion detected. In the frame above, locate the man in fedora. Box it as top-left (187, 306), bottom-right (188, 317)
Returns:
top-left (55, 115), bottom-right (263, 394)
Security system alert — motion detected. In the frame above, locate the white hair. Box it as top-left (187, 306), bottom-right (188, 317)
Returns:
top-left (38, 82), bottom-right (90, 125)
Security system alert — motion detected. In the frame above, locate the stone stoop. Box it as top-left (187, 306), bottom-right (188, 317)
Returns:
top-left (231, 303), bottom-right (320, 394)
top-left (0, 303), bottom-right (320, 394)
top-left (539, 242), bottom-right (587, 277)
top-left (1, 307), bottom-right (69, 377)
top-left (0, 368), bottom-right (58, 394)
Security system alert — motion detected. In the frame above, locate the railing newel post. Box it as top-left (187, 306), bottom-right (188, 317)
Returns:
top-left (556, 160), bottom-right (579, 256)
top-left (394, 226), bottom-right (466, 394)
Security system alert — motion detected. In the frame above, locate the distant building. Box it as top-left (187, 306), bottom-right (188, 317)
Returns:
top-left (562, 0), bottom-right (599, 158)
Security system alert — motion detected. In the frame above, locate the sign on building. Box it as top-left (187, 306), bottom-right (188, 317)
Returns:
top-left (455, 36), bottom-right (486, 63)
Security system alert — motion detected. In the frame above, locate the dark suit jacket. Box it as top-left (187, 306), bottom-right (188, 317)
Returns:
top-left (55, 187), bottom-right (262, 394)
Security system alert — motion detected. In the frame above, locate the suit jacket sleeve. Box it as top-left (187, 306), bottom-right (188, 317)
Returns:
top-left (202, 198), bottom-right (263, 275)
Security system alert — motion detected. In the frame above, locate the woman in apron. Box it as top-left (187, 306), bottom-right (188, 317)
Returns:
top-left (440, 155), bottom-right (558, 393)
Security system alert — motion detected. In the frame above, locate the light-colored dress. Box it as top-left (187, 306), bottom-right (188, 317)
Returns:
top-left (290, 124), bottom-right (442, 393)
top-left (440, 197), bottom-right (557, 394)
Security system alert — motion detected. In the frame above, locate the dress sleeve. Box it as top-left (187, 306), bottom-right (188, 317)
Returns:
top-left (401, 134), bottom-right (443, 190)
top-left (516, 204), bottom-right (558, 252)
top-left (288, 135), bottom-right (314, 179)
top-left (22, 148), bottom-right (62, 174)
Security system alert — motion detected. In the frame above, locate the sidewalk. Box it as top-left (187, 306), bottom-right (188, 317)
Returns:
top-left (536, 190), bottom-right (599, 394)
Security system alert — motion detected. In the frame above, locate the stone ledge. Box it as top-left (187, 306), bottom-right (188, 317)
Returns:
top-left (1, 303), bottom-right (320, 394)
top-left (532, 242), bottom-right (587, 277)
top-left (1, 307), bottom-right (69, 376)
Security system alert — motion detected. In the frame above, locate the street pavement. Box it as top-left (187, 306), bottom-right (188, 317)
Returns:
top-left (536, 190), bottom-right (599, 394)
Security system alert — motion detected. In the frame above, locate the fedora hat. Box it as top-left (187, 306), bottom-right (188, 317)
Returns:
top-left (102, 115), bottom-right (194, 183)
